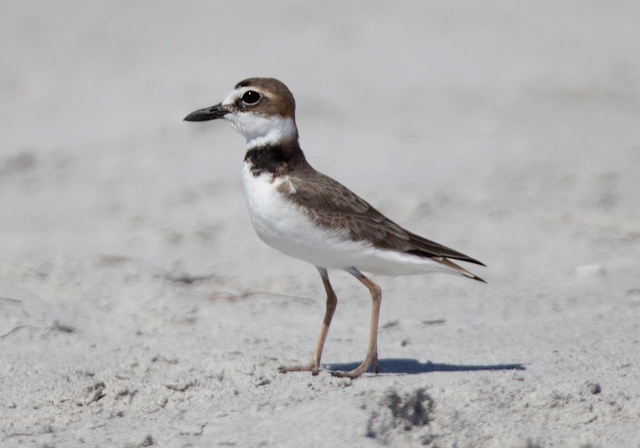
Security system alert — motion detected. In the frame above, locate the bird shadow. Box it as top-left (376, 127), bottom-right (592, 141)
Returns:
top-left (326, 358), bottom-right (526, 375)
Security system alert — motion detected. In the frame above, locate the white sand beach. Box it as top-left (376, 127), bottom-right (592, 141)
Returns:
top-left (1, 1), bottom-right (639, 446)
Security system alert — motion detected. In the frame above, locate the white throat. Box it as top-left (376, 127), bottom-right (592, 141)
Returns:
top-left (225, 113), bottom-right (297, 149)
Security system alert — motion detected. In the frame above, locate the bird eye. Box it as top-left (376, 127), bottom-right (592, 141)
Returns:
top-left (242, 90), bottom-right (261, 104)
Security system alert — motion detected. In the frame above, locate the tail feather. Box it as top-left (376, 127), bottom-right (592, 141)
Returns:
top-left (406, 232), bottom-right (486, 267)
top-left (433, 257), bottom-right (487, 283)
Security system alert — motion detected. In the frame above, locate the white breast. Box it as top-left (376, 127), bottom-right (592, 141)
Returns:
top-left (241, 162), bottom-right (464, 277)
top-left (242, 162), bottom-right (358, 268)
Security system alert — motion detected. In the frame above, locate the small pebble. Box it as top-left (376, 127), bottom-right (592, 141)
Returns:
top-left (572, 264), bottom-right (605, 278)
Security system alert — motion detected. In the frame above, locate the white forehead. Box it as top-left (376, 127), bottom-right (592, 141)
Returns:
top-left (221, 86), bottom-right (268, 107)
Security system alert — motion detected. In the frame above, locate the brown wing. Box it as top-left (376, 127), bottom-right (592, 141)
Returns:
top-left (283, 168), bottom-right (485, 267)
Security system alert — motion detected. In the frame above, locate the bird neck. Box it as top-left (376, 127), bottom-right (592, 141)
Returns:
top-left (236, 115), bottom-right (298, 150)
top-left (244, 139), bottom-right (307, 177)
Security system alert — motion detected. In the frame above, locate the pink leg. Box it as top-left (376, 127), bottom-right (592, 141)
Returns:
top-left (331, 267), bottom-right (381, 379)
top-left (279, 266), bottom-right (337, 375)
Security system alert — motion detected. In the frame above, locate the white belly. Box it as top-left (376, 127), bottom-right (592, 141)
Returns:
top-left (241, 163), bottom-right (463, 277)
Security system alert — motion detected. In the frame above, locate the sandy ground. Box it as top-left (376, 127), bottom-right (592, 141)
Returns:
top-left (2, 1), bottom-right (640, 447)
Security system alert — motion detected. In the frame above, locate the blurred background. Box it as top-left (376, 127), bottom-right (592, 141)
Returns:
top-left (1, 0), bottom-right (639, 273)
top-left (2, 4), bottom-right (640, 445)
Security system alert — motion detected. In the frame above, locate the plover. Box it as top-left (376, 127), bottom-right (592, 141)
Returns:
top-left (184, 77), bottom-right (485, 378)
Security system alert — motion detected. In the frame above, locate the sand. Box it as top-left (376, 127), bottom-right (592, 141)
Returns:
top-left (1, 1), bottom-right (640, 447)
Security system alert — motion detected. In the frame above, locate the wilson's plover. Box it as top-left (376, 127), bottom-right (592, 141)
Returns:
top-left (184, 77), bottom-right (485, 378)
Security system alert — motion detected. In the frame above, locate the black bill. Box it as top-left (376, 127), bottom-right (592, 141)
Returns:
top-left (183, 103), bottom-right (229, 122)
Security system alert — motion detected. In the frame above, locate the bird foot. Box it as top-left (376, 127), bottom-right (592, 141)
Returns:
top-left (330, 352), bottom-right (379, 379)
top-left (278, 363), bottom-right (321, 376)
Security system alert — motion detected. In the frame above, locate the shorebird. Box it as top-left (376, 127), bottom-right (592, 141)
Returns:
top-left (184, 77), bottom-right (485, 378)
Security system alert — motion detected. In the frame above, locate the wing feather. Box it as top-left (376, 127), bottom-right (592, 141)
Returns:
top-left (281, 168), bottom-right (484, 267)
